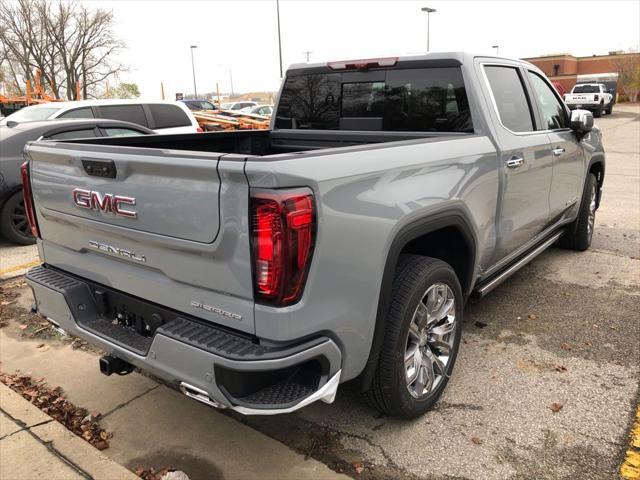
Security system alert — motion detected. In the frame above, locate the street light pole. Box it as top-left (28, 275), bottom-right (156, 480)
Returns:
top-left (276, 0), bottom-right (283, 78)
top-left (492, 45), bottom-right (499, 56)
top-left (421, 7), bottom-right (436, 52)
top-left (190, 45), bottom-right (198, 99)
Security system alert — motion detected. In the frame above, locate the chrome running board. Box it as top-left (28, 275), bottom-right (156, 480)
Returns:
top-left (473, 231), bottom-right (563, 298)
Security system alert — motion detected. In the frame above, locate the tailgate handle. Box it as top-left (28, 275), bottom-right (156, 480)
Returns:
top-left (82, 159), bottom-right (117, 179)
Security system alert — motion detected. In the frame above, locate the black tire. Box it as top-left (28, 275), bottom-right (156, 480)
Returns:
top-left (594, 103), bottom-right (603, 118)
top-left (559, 173), bottom-right (598, 251)
top-left (606, 102), bottom-right (613, 115)
top-left (0, 191), bottom-right (36, 245)
top-left (363, 255), bottom-right (463, 418)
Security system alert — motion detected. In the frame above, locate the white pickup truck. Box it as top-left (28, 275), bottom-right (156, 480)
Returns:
top-left (564, 83), bottom-right (614, 117)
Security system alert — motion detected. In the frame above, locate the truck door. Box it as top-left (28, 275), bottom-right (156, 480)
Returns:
top-left (525, 70), bottom-right (586, 221)
top-left (481, 63), bottom-right (553, 261)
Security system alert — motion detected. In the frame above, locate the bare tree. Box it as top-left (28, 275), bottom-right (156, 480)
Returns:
top-left (0, 0), bottom-right (126, 99)
top-left (611, 50), bottom-right (640, 102)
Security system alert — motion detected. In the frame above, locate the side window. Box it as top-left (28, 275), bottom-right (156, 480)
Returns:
top-left (102, 127), bottom-right (147, 137)
top-left (46, 128), bottom-right (97, 140)
top-left (484, 65), bottom-right (535, 132)
top-left (148, 104), bottom-right (191, 129)
top-left (527, 71), bottom-right (568, 130)
top-left (97, 105), bottom-right (148, 127)
top-left (58, 107), bottom-right (94, 119)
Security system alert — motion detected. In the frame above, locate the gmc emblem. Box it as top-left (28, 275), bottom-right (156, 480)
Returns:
top-left (72, 188), bottom-right (137, 218)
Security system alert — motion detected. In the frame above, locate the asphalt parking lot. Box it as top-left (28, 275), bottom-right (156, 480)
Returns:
top-left (1, 104), bottom-right (638, 480)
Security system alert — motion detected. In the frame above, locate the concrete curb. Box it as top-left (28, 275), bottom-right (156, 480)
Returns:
top-left (0, 383), bottom-right (139, 480)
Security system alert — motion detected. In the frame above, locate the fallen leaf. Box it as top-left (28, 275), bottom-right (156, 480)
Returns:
top-left (94, 440), bottom-right (109, 450)
top-left (527, 313), bottom-right (537, 320)
top-left (471, 436), bottom-right (483, 445)
top-left (554, 365), bottom-right (567, 373)
top-left (560, 343), bottom-right (572, 351)
top-left (353, 462), bottom-right (365, 475)
top-left (550, 402), bottom-right (564, 413)
top-left (474, 321), bottom-right (488, 328)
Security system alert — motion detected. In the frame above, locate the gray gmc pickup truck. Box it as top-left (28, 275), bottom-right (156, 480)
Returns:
top-left (22, 52), bottom-right (604, 418)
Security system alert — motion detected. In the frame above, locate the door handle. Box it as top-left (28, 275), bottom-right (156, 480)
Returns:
top-left (506, 156), bottom-right (524, 169)
top-left (552, 147), bottom-right (565, 156)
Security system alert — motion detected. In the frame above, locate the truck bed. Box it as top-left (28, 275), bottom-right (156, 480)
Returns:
top-left (62, 128), bottom-right (470, 156)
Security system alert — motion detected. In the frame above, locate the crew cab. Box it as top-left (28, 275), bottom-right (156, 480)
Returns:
top-left (22, 53), bottom-right (604, 418)
top-left (564, 83), bottom-right (614, 117)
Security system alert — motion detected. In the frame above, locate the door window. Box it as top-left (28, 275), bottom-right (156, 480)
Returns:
top-left (484, 66), bottom-right (535, 132)
top-left (97, 104), bottom-right (148, 127)
top-left (527, 71), bottom-right (568, 130)
top-left (58, 107), bottom-right (94, 119)
top-left (45, 128), bottom-right (97, 140)
top-left (102, 127), bottom-right (147, 137)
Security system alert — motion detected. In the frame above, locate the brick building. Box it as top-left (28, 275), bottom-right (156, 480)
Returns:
top-left (523, 52), bottom-right (640, 96)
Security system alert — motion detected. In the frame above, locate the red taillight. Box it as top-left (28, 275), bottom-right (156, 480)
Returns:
top-left (250, 189), bottom-right (316, 306)
top-left (328, 57), bottom-right (398, 70)
top-left (20, 161), bottom-right (40, 238)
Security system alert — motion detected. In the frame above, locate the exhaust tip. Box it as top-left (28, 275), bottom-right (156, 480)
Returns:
top-left (179, 382), bottom-right (225, 409)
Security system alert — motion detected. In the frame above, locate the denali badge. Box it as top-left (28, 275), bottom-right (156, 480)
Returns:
top-left (190, 300), bottom-right (242, 321)
top-left (73, 188), bottom-right (137, 218)
top-left (89, 240), bottom-right (146, 263)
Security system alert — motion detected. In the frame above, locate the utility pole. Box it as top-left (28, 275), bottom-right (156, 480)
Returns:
top-left (276, 0), bottom-right (283, 77)
top-left (492, 45), bottom-right (499, 55)
top-left (302, 50), bottom-right (313, 62)
top-left (190, 45), bottom-right (198, 98)
top-left (229, 68), bottom-right (235, 97)
top-left (421, 7), bottom-right (436, 52)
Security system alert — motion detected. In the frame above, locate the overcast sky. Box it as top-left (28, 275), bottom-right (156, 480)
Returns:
top-left (88, 0), bottom-right (640, 99)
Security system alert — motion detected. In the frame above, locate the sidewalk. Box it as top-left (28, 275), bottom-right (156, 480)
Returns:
top-left (0, 383), bottom-right (139, 480)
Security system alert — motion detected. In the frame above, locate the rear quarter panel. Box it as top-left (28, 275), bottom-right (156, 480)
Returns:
top-left (245, 135), bottom-right (499, 380)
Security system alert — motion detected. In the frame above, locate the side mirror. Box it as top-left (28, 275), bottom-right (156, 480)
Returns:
top-left (570, 109), bottom-right (593, 134)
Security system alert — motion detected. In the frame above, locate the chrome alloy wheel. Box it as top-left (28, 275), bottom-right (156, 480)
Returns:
top-left (404, 283), bottom-right (457, 399)
top-left (587, 183), bottom-right (597, 241)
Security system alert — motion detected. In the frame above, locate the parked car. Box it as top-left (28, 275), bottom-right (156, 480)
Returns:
top-left (220, 101), bottom-right (258, 111)
top-left (23, 53), bottom-right (603, 418)
top-left (564, 83), bottom-right (614, 117)
top-left (181, 99), bottom-right (218, 111)
top-left (551, 81), bottom-right (566, 97)
top-left (0, 118), bottom-right (153, 244)
top-left (240, 105), bottom-right (273, 116)
top-left (0, 99), bottom-right (201, 134)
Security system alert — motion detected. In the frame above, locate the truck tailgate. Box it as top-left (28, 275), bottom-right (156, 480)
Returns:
top-left (25, 142), bottom-right (255, 333)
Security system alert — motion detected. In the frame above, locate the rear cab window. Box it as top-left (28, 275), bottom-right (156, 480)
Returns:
top-left (275, 66), bottom-right (473, 133)
top-left (572, 85), bottom-right (600, 93)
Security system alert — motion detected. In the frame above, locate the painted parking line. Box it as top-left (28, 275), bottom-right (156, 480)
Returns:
top-left (0, 260), bottom-right (41, 277)
top-left (620, 406), bottom-right (640, 479)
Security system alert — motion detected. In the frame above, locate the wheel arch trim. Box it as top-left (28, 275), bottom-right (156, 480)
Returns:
top-left (359, 207), bottom-right (478, 391)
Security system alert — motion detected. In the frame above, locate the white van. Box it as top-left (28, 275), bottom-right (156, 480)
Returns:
top-left (0, 99), bottom-right (201, 134)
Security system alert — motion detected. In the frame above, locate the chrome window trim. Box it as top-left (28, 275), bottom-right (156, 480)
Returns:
top-left (479, 62), bottom-right (571, 137)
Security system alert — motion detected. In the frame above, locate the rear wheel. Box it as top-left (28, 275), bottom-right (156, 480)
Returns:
top-left (363, 255), bottom-right (463, 418)
top-left (606, 102), bottom-right (613, 115)
top-left (594, 103), bottom-right (603, 118)
top-left (559, 173), bottom-right (597, 251)
top-left (0, 191), bottom-right (36, 245)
